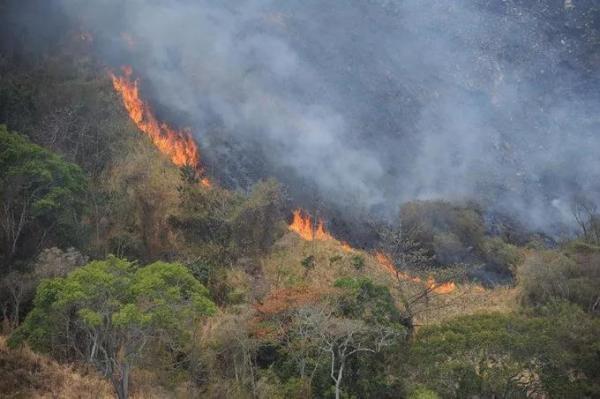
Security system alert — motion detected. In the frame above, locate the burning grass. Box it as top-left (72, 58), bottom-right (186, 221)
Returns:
top-left (288, 208), bottom-right (335, 241)
top-left (288, 209), bottom-right (457, 294)
top-left (373, 251), bottom-right (457, 294)
top-left (263, 231), bottom-right (516, 328)
top-left (110, 66), bottom-right (210, 187)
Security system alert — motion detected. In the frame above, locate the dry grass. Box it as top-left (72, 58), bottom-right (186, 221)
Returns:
top-left (0, 336), bottom-right (184, 399)
top-left (414, 284), bottom-right (518, 327)
top-left (0, 233), bottom-right (518, 399)
top-left (262, 232), bottom-right (393, 291)
top-left (0, 336), bottom-right (113, 399)
top-left (262, 232), bottom-right (518, 327)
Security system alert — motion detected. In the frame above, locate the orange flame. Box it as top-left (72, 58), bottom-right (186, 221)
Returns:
top-left (110, 66), bottom-right (210, 186)
top-left (288, 210), bottom-right (454, 292)
top-left (428, 279), bottom-right (456, 294)
top-left (340, 241), bottom-right (353, 252)
top-left (374, 252), bottom-right (456, 294)
top-left (289, 209), bottom-right (334, 241)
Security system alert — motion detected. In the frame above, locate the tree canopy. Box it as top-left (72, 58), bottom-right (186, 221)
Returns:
top-left (0, 125), bottom-right (86, 268)
top-left (10, 256), bottom-right (216, 399)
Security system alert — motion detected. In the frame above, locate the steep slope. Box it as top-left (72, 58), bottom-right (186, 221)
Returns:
top-left (0, 336), bottom-right (113, 398)
top-left (261, 231), bottom-right (517, 326)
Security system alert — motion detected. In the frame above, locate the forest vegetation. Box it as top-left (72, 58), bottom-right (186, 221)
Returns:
top-left (1, 1), bottom-right (599, 398)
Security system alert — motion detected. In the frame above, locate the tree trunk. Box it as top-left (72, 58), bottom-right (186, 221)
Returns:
top-left (12, 301), bottom-right (19, 328)
top-left (113, 363), bottom-right (130, 399)
top-left (335, 362), bottom-right (344, 399)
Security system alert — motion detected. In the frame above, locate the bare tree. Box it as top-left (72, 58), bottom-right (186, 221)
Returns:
top-left (572, 196), bottom-right (600, 244)
top-left (199, 312), bottom-right (259, 398)
top-left (0, 271), bottom-right (34, 330)
top-left (293, 305), bottom-right (399, 399)
top-left (0, 247), bottom-right (86, 330)
top-left (379, 225), bottom-right (462, 337)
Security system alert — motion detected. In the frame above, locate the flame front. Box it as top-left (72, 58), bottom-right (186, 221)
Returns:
top-left (110, 66), bottom-right (210, 186)
top-left (288, 210), bottom-right (455, 293)
top-left (427, 279), bottom-right (456, 294)
top-left (374, 252), bottom-right (456, 294)
top-left (289, 209), bottom-right (334, 241)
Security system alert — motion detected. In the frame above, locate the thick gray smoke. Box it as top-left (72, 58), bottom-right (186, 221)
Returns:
top-left (60, 0), bottom-right (600, 232)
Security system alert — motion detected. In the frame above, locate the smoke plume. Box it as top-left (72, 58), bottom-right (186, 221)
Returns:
top-left (58, 0), bottom-right (600, 233)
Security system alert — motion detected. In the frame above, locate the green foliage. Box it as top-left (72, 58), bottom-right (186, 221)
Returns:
top-left (409, 387), bottom-right (440, 399)
top-left (187, 259), bottom-right (214, 285)
top-left (481, 237), bottom-right (523, 276)
top-left (301, 255), bottom-right (316, 271)
top-left (349, 254), bottom-right (365, 271)
top-left (411, 305), bottom-right (600, 398)
top-left (10, 256), bottom-right (215, 376)
top-left (0, 126), bottom-right (87, 267)
top-left (518, 249), bottom-right (600, 312)
top-left (401, 200), bottom-right (485, 252)
top-left (172, 178), bottom-right (284, 266)
top-left (333, 277), bottom-right (403, 328)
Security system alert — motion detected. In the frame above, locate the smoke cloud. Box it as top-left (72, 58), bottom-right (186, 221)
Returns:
top-left (59, 0), bottom-right (600, 233)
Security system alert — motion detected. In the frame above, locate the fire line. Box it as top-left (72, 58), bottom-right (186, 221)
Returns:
top-left (110, 65), bottom-right (210, 187)
top-left (288, 208), bottom-right (456, 294)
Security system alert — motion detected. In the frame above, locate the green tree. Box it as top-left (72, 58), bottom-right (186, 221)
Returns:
top-left (171, 178), bottom-right (284, 266)
top-left (101, 142), bottom-right (182, 261)
top-left (280, 279), bottom-right (405, 399)
top-left (10, 256), bottom-right (216, 399)
top-left (229, 179), bottom-right (285, 256)
top-left (411, 305), bottom-right (600, 398)
top-left (0, 126), bottom-right (86, 268)
top-left (518, 249), bottom-right (600, 313)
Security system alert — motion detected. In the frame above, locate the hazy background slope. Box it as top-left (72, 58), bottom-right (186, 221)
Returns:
top-left (3, 0), bottom-right (600, 234)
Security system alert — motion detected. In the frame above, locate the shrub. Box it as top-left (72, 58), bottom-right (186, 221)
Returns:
top-left (399, 200), bottom-right (486, 264)
top-left (411, 307), bottom-right (600, 398)
top-left (432, 232), bottom-right (469, 264)
top-left (350, 255), bottom-right (365, 271)
top-left (518, 249), bottom-right (600, 312)
top-left (10, 256), bottom-right (216, 399)
top-left (409, 387), bottom-right (440, 399)
top-left (0, 126), bottom-right (87, 267)
top-left (481, 237), bottom-right (523, 276)
top-left (301, 255), bottom-right (316, 271)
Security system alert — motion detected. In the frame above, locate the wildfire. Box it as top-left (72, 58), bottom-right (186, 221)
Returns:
top-left (428, 278), bottom-right (456, 294)
top-left (289, 209), bottom-right (335, 241)
top-left (288, 210), bottom-right (455, 294)
top-left (340, 241), bottom-right (353, 252)
top-left (110, 66), bottom-right (210, 186)
top-left (374, 252), bottom-right (456, 294)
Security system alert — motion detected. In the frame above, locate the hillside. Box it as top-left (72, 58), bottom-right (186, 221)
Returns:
top-left (0, 336), bottom-right (113, 399)
top-left (1, 1), bottom-right (600, 398)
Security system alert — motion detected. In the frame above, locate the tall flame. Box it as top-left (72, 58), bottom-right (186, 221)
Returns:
top-left (374, 252), bottom-right (456, 294)
top-left (110, 66), bottom-right (210, 186)
top-left (289, 209), bottom-right (334, 241)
